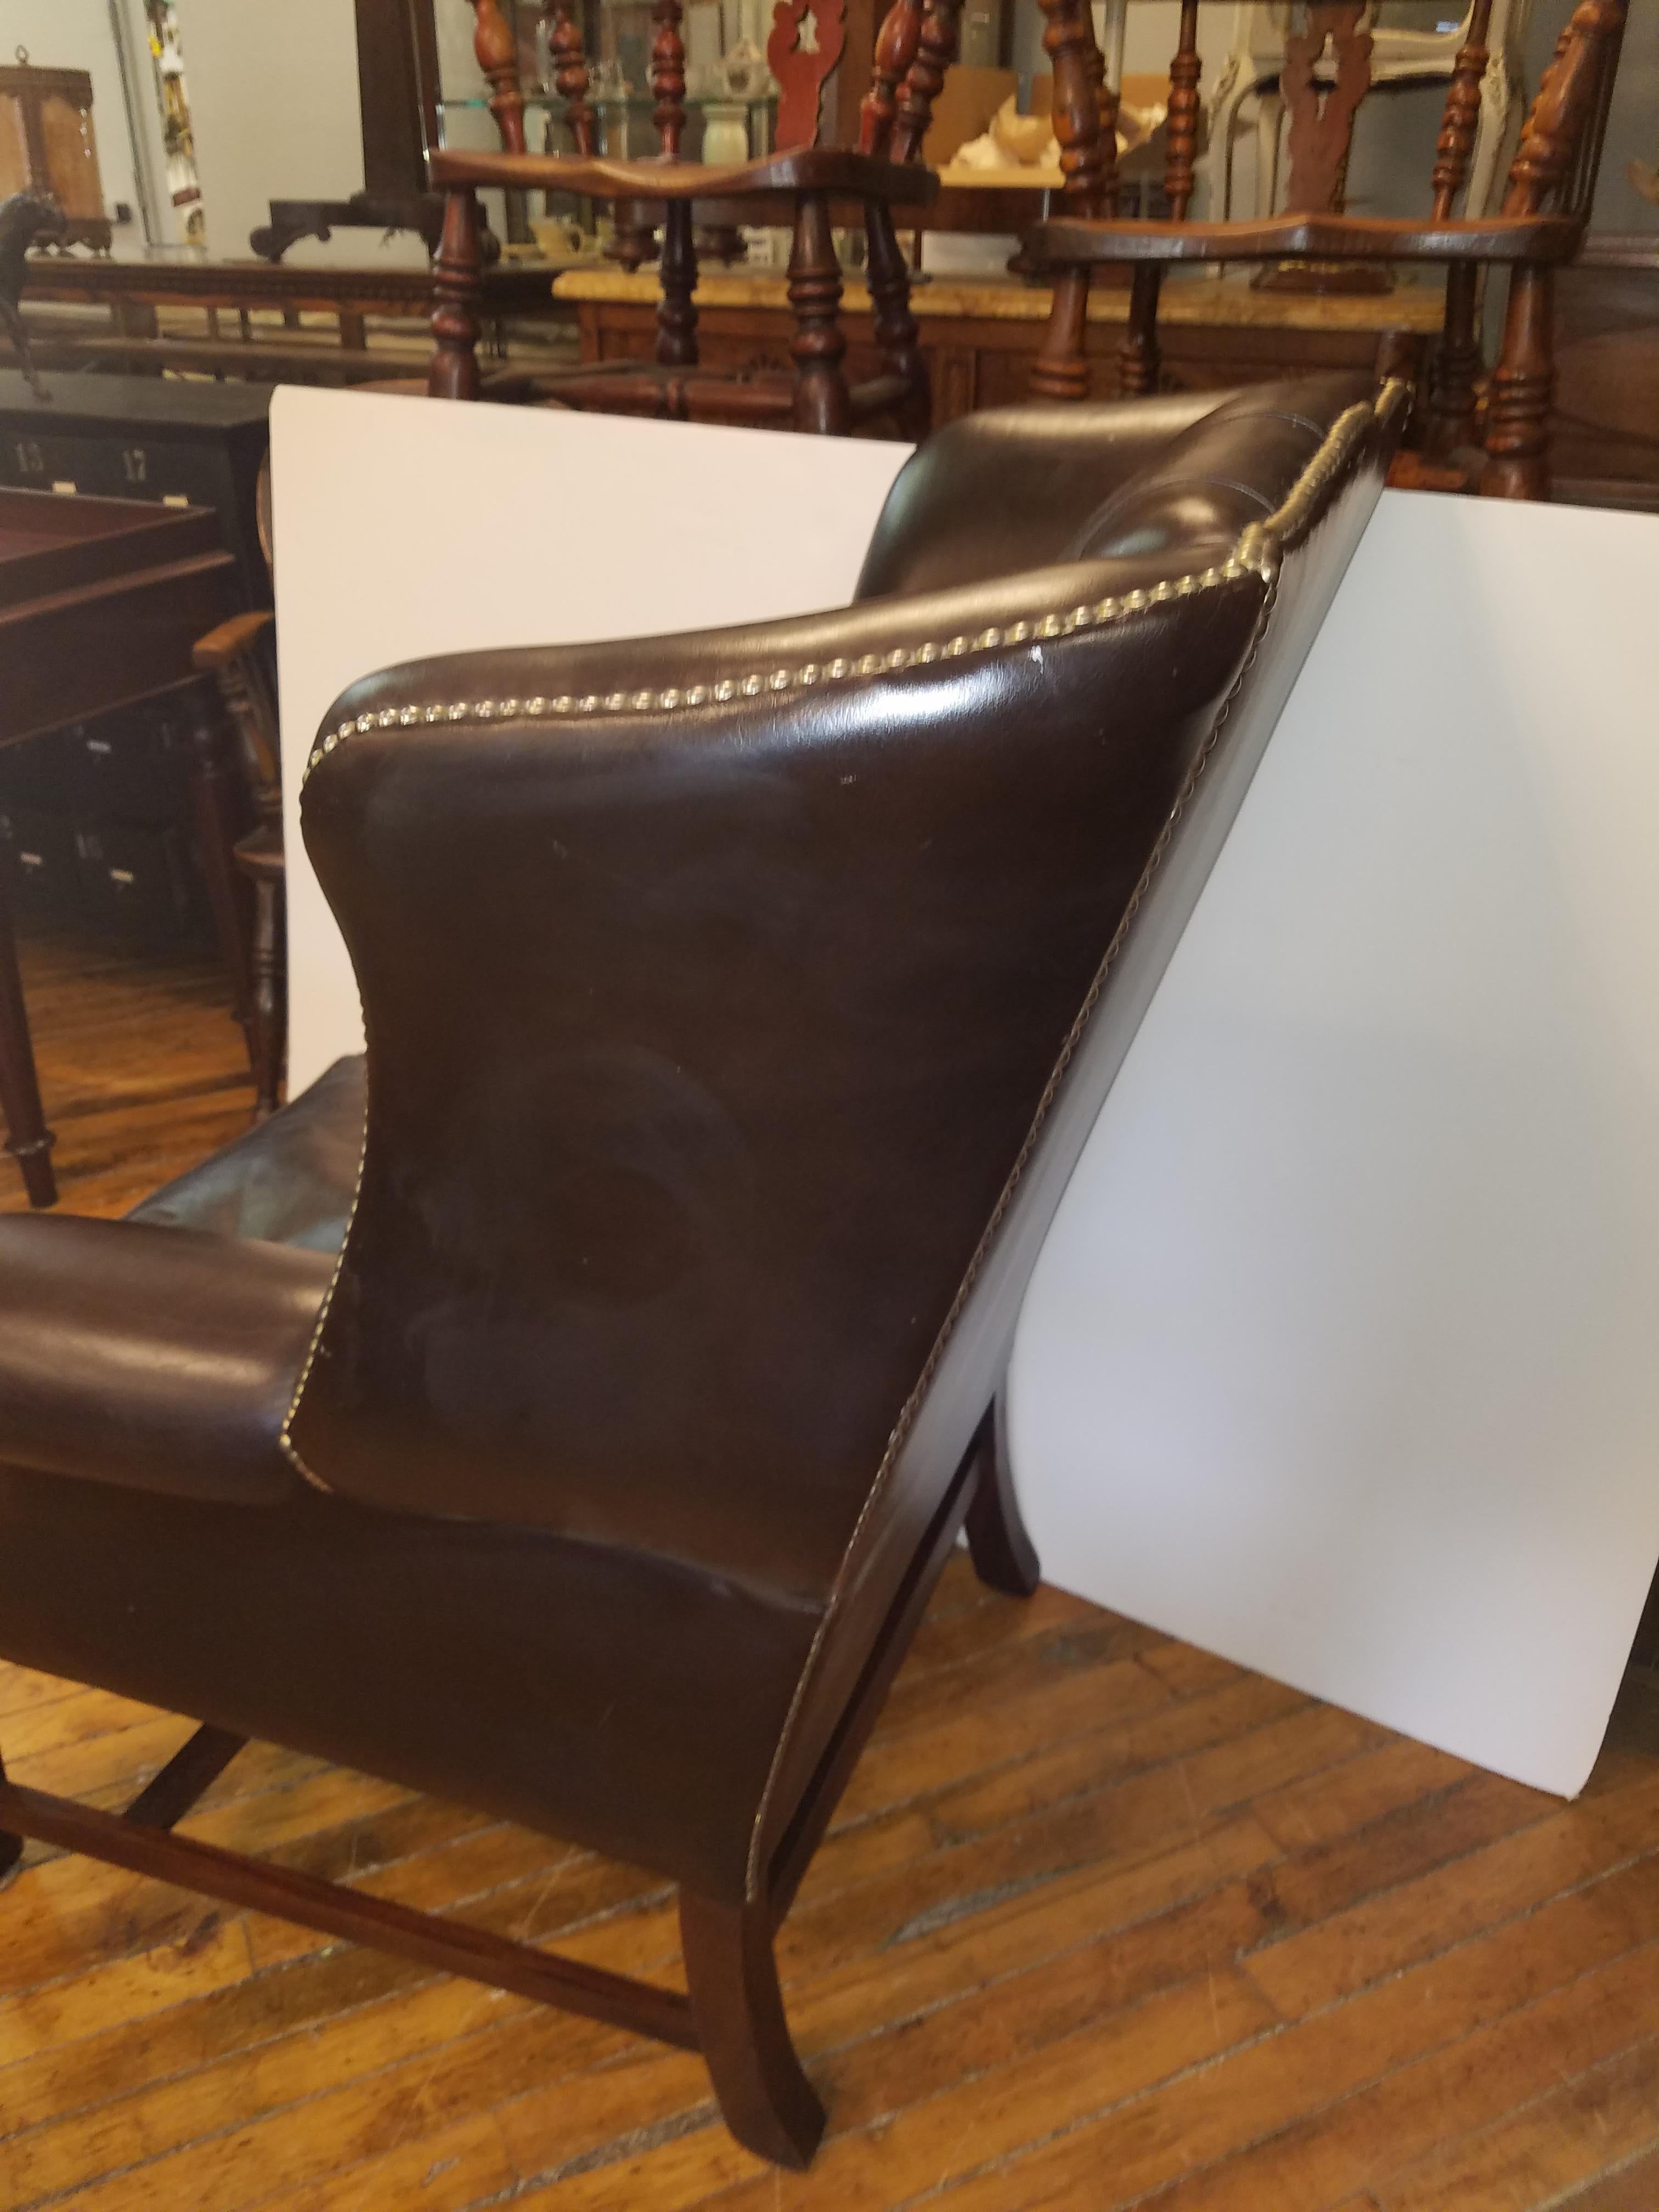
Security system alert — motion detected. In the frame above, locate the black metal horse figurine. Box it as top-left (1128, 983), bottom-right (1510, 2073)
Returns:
top-left (0, 194), bottom-right (69, 402)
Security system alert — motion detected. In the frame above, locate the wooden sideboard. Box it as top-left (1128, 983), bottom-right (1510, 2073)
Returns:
top-left (554, 264), bottom-right (1446, 421)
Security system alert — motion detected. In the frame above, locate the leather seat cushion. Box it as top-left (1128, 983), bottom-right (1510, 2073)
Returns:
top-left (0, 1216), bottom-right (331, 1505)
top-left (0, 1461), bottom-right (821, 1902)
top-left (131, 1055), bottom-right (364, 1252)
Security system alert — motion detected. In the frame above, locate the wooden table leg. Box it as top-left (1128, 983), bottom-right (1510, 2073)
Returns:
top-left (0, 861), bottom-right (55, 1207)
top-left (188, 688), bottom-right (256, 1062)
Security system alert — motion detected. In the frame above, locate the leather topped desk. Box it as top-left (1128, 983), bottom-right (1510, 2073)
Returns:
top-left (0, 487), bottom-right (240, 1206)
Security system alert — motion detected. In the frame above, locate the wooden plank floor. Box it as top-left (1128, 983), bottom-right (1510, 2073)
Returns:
top-left (1, 932), bottom-right (1656, 2212)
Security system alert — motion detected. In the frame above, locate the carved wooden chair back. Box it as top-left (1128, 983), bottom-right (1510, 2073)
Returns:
top-left (430, 0), bottom-right (961, 436)
top-left (1026, 0), bottom-right (1626, 496)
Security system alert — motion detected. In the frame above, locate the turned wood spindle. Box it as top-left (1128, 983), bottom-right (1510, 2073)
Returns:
top-left (428, 187), bottom-right (484, 401)
top-left (545, 0), bottom-right (596, 157)
top-left (467, 0), bottom-right (527, 153)
top-left (787, 192), bottom-right (853, 435)
top-left (859, 0), bottom-right (925, 157)
top-left (1119, 264), bottom-right (1163, 396)
top-left (1088, 33), bottom-right (1121, 216)
top-left (1038, 0), bottom-right (1111, 214)
top-left (1480, 261), bottom-right (1553, 498)
top-left (865, 198), bottom-right (930, 437)
top-left (1428, 261), bottom-right (1483, 455)
top-left (1163, 0), bottom-right (1201, 220)
top-left (890, 0), bottom-right (967, 166)
top-left (1502, 0), bottom-right (1623, 216)
top-left (656, 201), bottom-right (699, 368)
top-left (651, 0), bottom-right (689, 157)
top-left (1430, 0), bottom-right (1494, 217)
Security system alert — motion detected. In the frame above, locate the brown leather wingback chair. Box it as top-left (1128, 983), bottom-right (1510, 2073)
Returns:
top-left (0, 374), bottom-right (1406, 2169)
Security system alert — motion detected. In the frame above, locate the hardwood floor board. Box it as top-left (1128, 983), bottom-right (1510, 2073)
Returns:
top-left (0, 929), bottom-right (253, 1221)
top-left (1251, 1737), bottom-right (1473, 1854)
top-left (802, 1671), bottom-right (1309, 1907)
top-left (516, 1968), bottom-right (1280, 2212)
top-left (1376, 2036), bottom-right (1659, 2212)
top-left (1136, 1643), bottom-right (1252, 1700)
top-left (1542, 2140), bottom-right (1659, 2211)
top-left (876, 1611), bottom-right (1170, 1743)
top-left (928, 1932), bottom-right (1659, 2212)
top-left (899, 1572), bottom-right (1116, 1683)
top-left (1243, 1769), bottom-right (1659, 2018)
top-left (1248, 1769), bottom-right (1558, 1940)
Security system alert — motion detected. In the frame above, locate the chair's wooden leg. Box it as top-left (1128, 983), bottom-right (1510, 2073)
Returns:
top-left (680, 1889), bottom-right (825, 2171)
top-left (124, 1725), bottom-right (247, 1832)
top-left (866, 199), bottom-right (930, 440)
top-left (1118, 263), bottom-right (1164, 398)
top-left (788, 192), bottom-right (852, 437)
top-left (249, 879), bottom-right (285, 1122)
top-left (656, 201), bottom-right (699, 369)
top-left (0, 860), bottom-right (54, 1207)
top-left (1030, 267), bottom-right (1092, 402)
top-left (0, 1753), bottom-right (21, 1888)
top-left (1427, 260), bottom-right (1482, 459)
top-left (964, 1396), bottom-right (1041, 1598)
top-left (187, 689), bottom-right (256, 1052)
top-left (430, 187), bottom-right (484, 402)
top-left (1480, 261), bottom-right (1552, 501)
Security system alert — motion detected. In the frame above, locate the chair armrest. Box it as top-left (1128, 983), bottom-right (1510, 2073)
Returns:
top-left (427, 146), bottom-right (938, 210)
top-left (0, 1216), bottom-right (333, 1505)
top-left (193, 609), bottom-right (275, 674)
top-left (1025, 210), bottom-right (1584, 273)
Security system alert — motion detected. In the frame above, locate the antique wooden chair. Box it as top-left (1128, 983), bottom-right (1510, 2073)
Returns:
top-left (1021, 0), bottom-right (1626, 499)
top-left (425, 0), bottom-right (953, 433)
top-left (0, 374), bottom-right (1404, 2167)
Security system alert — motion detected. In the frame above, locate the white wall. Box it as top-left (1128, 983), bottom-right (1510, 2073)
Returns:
top-left (179, 0), bottom-right (360, 257)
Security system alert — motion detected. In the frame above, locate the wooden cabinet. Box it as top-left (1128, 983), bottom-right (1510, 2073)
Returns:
top-left (0, 57), bottom-right (111, 251)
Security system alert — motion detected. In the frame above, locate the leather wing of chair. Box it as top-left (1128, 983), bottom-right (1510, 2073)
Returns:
top-left (0, 373), bottom-right (1407, 2169)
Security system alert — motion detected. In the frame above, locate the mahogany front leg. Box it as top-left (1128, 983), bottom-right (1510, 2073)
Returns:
top-left (680, 1889), bottom-right (825, 2170)
top-left (0, 861), bottom-right (54, 1207)
top-left (866, 200), bottom-right (930, 439)
top-left (1118, 263), bottom-right (1164, 397)
top-left (1480, 261), bottom-right (1553, 500)
top-left (1030, 268), bottom-right (1092, 402)
top-left (1427, 261), bottom-right (1483, 458)
top-left (787, 194), bottom-right (852, 437)
top-left (429, 188), bottom-right (484, 402)
top-left (656, 201), bottom-right (699, 370)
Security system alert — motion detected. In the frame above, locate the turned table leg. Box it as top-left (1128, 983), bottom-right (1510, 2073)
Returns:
top-left (188, 690), bottom-right (256, 1066)
top-left (866, 200), bottom-right (930, 439)
top-left (429, 187), bottom-right (484, 402)
top-left (1480, 261), bottom-right (1553, 501)
top-left (787, 193), bottom-right (853, 437)
top-left (0, 864), bottom-right (53, 1208)
top-left (1030, 268), bottom-right (1092, 402)
top-left (656, 201), bottom-right (699, 370)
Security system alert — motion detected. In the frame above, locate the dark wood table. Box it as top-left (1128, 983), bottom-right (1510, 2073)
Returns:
top-left (0, 371), bottom-right (273, 606)
top-left (0, 487), bottom-right (241, 1206)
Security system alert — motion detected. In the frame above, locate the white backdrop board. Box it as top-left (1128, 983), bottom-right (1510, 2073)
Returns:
top-left (1009, 490), bottom-right (1659, 1797)
top-left (273, 389), bottom-right (1659, 1798)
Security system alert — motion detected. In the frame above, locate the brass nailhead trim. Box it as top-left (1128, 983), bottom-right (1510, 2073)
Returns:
top-left (301, 557), bottom-right (1263, 785)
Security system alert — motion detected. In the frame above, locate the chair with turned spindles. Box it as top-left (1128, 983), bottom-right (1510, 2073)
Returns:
top-left (1024, 0), bottom-right (1627, 501)
top-left (426, 0), bottom-right (961, 437)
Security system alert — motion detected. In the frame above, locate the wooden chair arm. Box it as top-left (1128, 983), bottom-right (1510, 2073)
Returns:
top-left (193, 609), bottom-right (275, 673)
top-left (1025, 210), bottom-right (1584, 273)
top-left (427, 145), bottom-right (938, 210)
